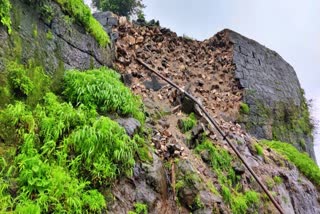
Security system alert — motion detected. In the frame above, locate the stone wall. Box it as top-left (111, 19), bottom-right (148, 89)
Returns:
top-left (0, 0), bottom-right (114, 76)
top-left (224, 29), bottom-right (315, 159)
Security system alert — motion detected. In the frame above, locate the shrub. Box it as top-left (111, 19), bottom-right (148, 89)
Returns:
top-left (54, 0), bottom-right (110, 46)
top-left (262, 140), bottom-right (320, 187)
top-left (63, 67), bottom-right (144, 122)
top-left (0, 0), bottom-right (12, 34)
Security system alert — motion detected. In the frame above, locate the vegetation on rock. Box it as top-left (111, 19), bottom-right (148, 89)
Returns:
top-left (0, 63), bottom-right (148, 213)
top-left (262, 140), bottom-right (320, 187)
top-left (54, 0), bottom-right (110, 46)
top-left (195, 139), bottom-right (261, 213)
top-left (63, 68), bottom-right (145, 123)
top-left (179, 113), bottom-right (197, 133)
top-left (0, 0), bottom-right (12, 34)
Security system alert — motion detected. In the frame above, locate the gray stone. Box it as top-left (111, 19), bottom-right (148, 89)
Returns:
top-left (116, 117), bottom-right (141, 137)
top-left (143, 75), bottom-right (165, 91)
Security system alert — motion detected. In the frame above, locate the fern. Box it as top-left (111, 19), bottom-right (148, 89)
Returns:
top-left (63, 68), bottom-right (145, 123)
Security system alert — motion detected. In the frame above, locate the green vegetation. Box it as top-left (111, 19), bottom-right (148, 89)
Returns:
top-left (0, 64), bottom-right (148, 213)
top-left (179, 113), bottom-right (197, 133)
top-left (0, 61), bottom-right (50, 108)
top-left (46, 30), bottom-right (53, 40)
top-left (93, 0), bottom-right (145, 17)
top-left (0, 0), bottom-right (12, 34)
top-left (239, 102), bottom-right (250, 114)
top-left (128, 202), bottom-right (148, 214)
top-left (254, 143), bottom-right (264, 156)
top-left (273, 176), bottom-right (283, 185)
top-left (63, 68), bottom-right (145, 122)
top-left (195, 139), bottom-right (260, 213)
top-left (54, 0), bottom-right (110, 46)
top-left (262, 140), bottom-right (320, 187)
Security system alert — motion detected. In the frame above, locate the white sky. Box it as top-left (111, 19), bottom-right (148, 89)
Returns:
top-left (85, 0), bottom-right (320, 165)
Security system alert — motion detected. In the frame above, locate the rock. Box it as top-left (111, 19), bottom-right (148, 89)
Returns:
top-left (119, 16), bottom-right (127, 26)
top-left (116, 118), bottom-right (141, 136)
top-left (121, 73), bottom-right (133, 86)
top-left (145, 154), bottom-right (168, 196)
top-left (143, 75), bottom-right (165, 91)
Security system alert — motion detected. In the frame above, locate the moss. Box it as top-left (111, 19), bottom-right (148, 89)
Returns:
top-left (46, 30), bottom-right (53, 40)
top-left (179, 112), bottom-right (197, 133)
top-left (262, 140), bottom-right (320, 187)
top-left (240, 102), bottom-right (250, 114)
top-left (273, 176), bottom-right (282, 185)
top-left (254, 143), bottom-right (264, 156)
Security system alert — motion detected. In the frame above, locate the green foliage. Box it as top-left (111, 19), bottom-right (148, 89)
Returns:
top-left (179, 113), bottom-right (197, 133)
top-left (273, 176), bottom-right (283, 185)
top-left (128, 202), bottom-right (148, 214)
top-left (94, 0), bottom-right (145, 17)
top-left (54, 0), bottom-right (110, 46)
top-left (0, 0), bottom-right (12, 34)
top-left (8, 63), bottom-right (34, 97)
top-left (63, 67), bottom-right (145, 123)
top-left (1, 61), bottom-right (50, 107)
top-left (195, 139), bottom-right (260, 213)
top-left (0, 58), bottom-right (151, 213)
top-left (46, 30), bottom-right (53, 40)
top-left (262, 140), bottom-right (320, 187)
top-left (254, 143), bottom-right (263, 156)
top-left (231, 191), bottom-right (260, 214)
top-left (239, 102), bottom-right (250, 114)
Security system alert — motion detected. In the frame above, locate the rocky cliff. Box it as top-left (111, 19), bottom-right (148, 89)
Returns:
top-left (0, 0), bottom-right (113, 77)
top-left (228, 30), bottom-right (315, 160)
top-left (0, 2), bottom-right (319, 214)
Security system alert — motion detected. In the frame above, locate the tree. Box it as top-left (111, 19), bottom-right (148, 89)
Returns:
top-left (93, 0), bottom-right (145, 17)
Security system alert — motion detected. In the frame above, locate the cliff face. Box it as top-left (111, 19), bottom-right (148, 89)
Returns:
top-left (0, 0), bottom-right (113, 76)
top-left (227, 30), bottom-right (315, 159)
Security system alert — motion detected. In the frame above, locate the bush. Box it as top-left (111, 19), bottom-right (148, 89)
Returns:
top-left (63, 67), bottom-right (145, 122)
top-left (262, 140), bottom-right (320, 187)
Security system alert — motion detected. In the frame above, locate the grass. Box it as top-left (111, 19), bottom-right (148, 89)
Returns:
top-left (0, 0), bottom-right (12, 34)
top-left (54, 0), bottom-right (110, 46)
top-left (179, 113), bottom-right (197, 133)
top-left (63, 67), bottom-right (145, 123)
top-left (262, 140), bottom-right (320, 187)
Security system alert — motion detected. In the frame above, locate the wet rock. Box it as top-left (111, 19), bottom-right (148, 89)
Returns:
top-left (116, 118), bottom-right (141, 136)
top-left (143, 75), bottom-right (165, 91)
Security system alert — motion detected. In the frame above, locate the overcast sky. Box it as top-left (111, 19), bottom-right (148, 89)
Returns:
top-left (85, 0), bottom-right (320, 165)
